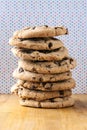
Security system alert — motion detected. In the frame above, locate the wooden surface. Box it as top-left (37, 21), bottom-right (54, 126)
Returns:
top-left (0, 94), bottom-right (87, 130)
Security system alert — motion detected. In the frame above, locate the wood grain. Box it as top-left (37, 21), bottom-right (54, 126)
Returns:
top-left (0, 94), bottom-right (87, 130)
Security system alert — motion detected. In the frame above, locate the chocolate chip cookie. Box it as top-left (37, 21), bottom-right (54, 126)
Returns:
top-left (9, 37), bottom-right (64, 50)
top-left (12, 86), bottom-right (72, 101)
top-left (13, 25), bottom-right (68, 38)
top-left (13, 68), bottom-right (72, 82)
top-left (19, 97), bottom-right (74, 108)
top-left (18, 57), bottom-right (76, 74)
top-left (11, 78), bottom-right (75, 92)
top-left (11, 46), bottom-right (69, 61)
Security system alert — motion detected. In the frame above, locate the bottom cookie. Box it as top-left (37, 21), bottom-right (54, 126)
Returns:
top-left (19, 97), bottom-right (74, 108)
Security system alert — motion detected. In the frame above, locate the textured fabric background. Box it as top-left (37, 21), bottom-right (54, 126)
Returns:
top-left (0, 0), bottom-right (87, 93)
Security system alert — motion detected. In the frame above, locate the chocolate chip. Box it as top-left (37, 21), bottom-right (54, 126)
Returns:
top-left (50, 83), bottom-right (53, 87)
top-left (46, 65), bottom-right (51, 68)
top-left (44, 25), bottom-right (48, 27)
top-left (50, 77), bottom-right (54, 80)
top-left (32, 67), bottom-right (37, 72)
top-left (58, 62), bottom-right (61, 66)
top-left (19, 68), bottom-right (24, 73)
top-left (59, 90), bottom-right (64, 96)
top-left (32, 26), bottom-right (36, 29)
top-left (70, 58), bottom-right (73, 64)
top-left (55, 27), bottom-right (58, 29)
top-left (39, 77), bottom-right (43, 82)
top-left (20, 88), bottom-right (23, 90)
top-left (63, 57), bottom-right (68, 60)
top-left (48, 42), bottom-right (53, 48)
top-left (55, 27), bottom-right (63, 30)
top-left (67, 73), bottom-right (70, 76)
top-left (48, 70), bottom-right (50, 73)
top-left (32, 56), bottom-right (35, 59)
top-left (33, 77), bottom-right (36, 79)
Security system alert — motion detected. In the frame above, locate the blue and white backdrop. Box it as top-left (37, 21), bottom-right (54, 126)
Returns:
top-left (0, 0), bottom-right (87, 93)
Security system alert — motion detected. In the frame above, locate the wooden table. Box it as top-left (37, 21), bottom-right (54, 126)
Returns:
top-left (0, 94), bottom-right (87, 130)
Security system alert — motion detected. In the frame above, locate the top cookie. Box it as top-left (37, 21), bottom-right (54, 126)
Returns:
top-left (13, 25), bottom-right (68, 38)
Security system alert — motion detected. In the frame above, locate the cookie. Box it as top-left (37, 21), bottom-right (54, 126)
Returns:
top-left (19, 97), bottom-right (74, 108)
top-left (11, 46), bottom-right (68, 61)
top-left (18, 57), bottom-right (76, 74)
top-left (13, 25), bottom-right (68, 38)
top-left (9, 37), bottom-right (64, 50)
top-left (13, 86), bottom-right (72, 101)
top-left (11, 78), bottom-right (75, 92)
top-left (13, 68), bottom-right (72, 82)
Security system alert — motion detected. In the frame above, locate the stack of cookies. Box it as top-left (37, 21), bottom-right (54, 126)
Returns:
top-left (9, 25), bottom-right (76, 108)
